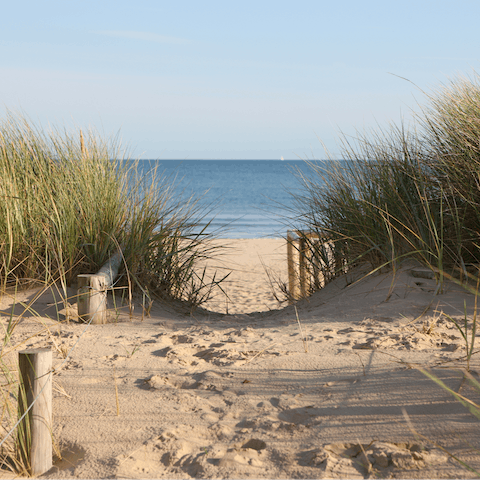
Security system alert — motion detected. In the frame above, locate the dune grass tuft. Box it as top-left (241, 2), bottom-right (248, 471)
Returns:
top-left (291, 73), bottom-right (480, 292)
top-left (0, 111), bottom-right (225, 307)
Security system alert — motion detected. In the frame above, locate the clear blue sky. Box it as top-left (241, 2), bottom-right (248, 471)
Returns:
top-left (2, 0), bottom-right (479, 159)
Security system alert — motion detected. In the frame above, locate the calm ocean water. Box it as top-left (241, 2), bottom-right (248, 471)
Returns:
top-left (136, 160), bottom-right (322, 239)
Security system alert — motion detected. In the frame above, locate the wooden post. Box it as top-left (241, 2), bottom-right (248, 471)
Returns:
top-left (287, 231), bottom-right (298, 302)
top-left (18, 349), bottom-right (52, 476)
top-left (311, 238), bottom-right (321, 290)
top-left (77, 250), bottom-right (123, 324)
top-left (77, 274), bottom-right (107, 324)
top-left (288, 230), bottom-right (328, 301)
top-left (299, 235), bottom-right (307, 298)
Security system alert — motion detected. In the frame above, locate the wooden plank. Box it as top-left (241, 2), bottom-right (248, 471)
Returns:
top-left (18, 348), bottom-right (52, 476)
top-left (97, 251), bottom-right (123, 286)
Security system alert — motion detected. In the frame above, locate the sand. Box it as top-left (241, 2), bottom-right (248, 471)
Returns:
top-left (1, 238), bottom-right (480, 479)
top-left (197, 238), bottom-right (287, 314)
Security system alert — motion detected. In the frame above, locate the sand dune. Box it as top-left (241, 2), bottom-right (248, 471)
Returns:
top-left (1, 239), bottom-right (480, 479)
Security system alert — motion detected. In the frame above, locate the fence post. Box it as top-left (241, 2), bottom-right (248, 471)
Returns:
top-left (18, 348), bottom-right (52, 476)
top-left (77, 274), bottom-right (108, 324)
top-left (287, 231), bottom-right (298, 302)
top-left (288, 230), bottom-right (326, 302)
top-left (298, 235), bottom-right (308, 298)
top-left (77, 251), bottom-right (123, 324)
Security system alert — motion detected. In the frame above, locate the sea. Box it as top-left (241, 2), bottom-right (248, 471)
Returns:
top-left (135, 160), bottom-right (323, 239)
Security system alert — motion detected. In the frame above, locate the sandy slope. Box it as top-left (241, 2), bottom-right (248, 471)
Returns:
top-left (1, 239), bottom-right (480, 479)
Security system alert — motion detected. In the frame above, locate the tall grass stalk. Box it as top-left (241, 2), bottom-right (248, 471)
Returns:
top-left (448, 303), bottom-right (477, 372)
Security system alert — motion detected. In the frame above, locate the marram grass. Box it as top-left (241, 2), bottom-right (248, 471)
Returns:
top-left (0, 111), bottom-right (225, 306)
top-left (291, 73), bottom-right (480, 294)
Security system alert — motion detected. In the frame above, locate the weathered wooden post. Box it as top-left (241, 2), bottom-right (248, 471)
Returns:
top-left (17, 348), bottom-right (52, 476)
top-left (77, 251), bottom-right (123, 324)
top-left (311, 238), bottom-right (322, 290)
top-left (287, 230), bottom-right (298, 302)
top-left (287, 230), bottom-right (325, 302)
top-left (77, 274), bottom-right (108, 324)
top-left (298, 234), bottom-right (308, 298)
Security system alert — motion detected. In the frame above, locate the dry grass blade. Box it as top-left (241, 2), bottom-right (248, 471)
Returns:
top-left (242, 343), bottom-right (278, 366)
top-left (295, 306), bottom-right (308, 353)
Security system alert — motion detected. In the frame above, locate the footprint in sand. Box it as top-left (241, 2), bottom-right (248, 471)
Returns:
top-left (330, 316), bottom-right (465, 352)
top-left (217, 443), bottom-right (266, 469)
top-left (117, 426), bottom-right (271, 478)
top-left (300, 441), bottom-right (447, 477)
top-left (116, 430), bottom-right (206, 478)
top-left (144, 370), bottom-right (229, 393)
top-left (153, 341), bottom-right (282, 367)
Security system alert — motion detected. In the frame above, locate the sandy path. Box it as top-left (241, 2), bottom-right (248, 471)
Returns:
top-left (199, 238), bottom-right (287, 314)
top-left (1, 240), bottom-right (480, 479)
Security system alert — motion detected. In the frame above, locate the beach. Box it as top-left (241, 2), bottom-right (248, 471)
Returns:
top-left (2, 238), bottom-right (480, 479)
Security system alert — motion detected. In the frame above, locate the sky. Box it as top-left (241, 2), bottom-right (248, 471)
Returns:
top-left (1, 0), bottom-right (480, 160)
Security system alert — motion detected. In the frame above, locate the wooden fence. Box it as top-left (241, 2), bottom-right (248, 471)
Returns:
top-left (287, 230), bottom-right (341, 301)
